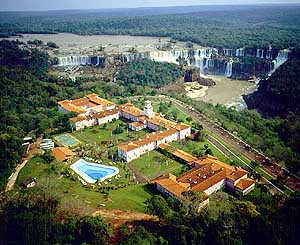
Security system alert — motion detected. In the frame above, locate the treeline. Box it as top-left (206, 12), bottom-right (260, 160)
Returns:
top-left (0, 195), bottom-right (112, 245)
top-left (135, 190), bottom-right (300, 245)
top-left (0, 44), bottom-right (73, 187)
top-left (1, 6), bottom-right (300, 49)
top-left (116, 59), bottom-right (183, 88)
top-left (1, 184), bottom-right (299, 244)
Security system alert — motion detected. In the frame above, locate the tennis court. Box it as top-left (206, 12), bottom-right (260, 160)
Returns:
top-left (55, 134), bottom-right (80, 147)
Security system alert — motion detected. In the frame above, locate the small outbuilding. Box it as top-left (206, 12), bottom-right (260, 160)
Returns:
top-left (22, 177), bottom-right (36, 188)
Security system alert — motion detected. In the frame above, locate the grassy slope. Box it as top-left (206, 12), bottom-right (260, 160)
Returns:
top-left (16, 156), bottom-right (154, 212)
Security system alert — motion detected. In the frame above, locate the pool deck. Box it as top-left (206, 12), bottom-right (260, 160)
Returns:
top-left (70, 159), bottom-right (119, 184)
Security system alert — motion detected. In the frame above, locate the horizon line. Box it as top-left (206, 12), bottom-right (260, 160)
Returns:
top-left (1, 3), bottom-right (300, 13)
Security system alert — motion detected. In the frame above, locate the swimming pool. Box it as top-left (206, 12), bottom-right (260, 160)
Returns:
top-left (55, 134), bottom-right (80, 147)
top-left (70, 159), bottom-right (119, 183)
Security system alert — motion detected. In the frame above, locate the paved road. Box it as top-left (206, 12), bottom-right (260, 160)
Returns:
top-left (131, 95), bottom-right (299, 192)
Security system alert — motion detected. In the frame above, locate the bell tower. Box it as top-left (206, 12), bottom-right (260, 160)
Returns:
top-left (144, 100), bottom-right (154, 118)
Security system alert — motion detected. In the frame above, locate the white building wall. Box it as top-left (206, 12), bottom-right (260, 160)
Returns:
top-left (235, 183), bottom-right (255, 196)
top-left (197, 198), bottom-right (209, 210)
top-left (129, 124), bottom-right (146, 131)
top-left (89, 105), bottom-right (104, 114)
top-left (204, 179), bottom-right (226, 196)
top-left (121, 111), bottom-right (140, 122)
top-left (179, 128), bottom-right (191, 140)
top-left (97, 113), bottom-right (119, 125)
top-left (74, 121), bottom-right (84, 130)
top-left (156, 183), bottom-right (180, 201)
top-left (106, 104), bottom-right (116, 111)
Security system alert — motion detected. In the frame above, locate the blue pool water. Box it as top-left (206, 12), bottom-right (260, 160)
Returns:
top-left (70, 159), bottom-right (119, 183)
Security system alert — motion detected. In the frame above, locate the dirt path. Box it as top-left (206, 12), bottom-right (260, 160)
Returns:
top-left (5, 160), bottom-right (29, 192)
top-left (92, 209), bottom-right (159, 226)
top-left (93, 209), bottom-right (159, 244)
top-left (5, 137), bottom-right (43, 192)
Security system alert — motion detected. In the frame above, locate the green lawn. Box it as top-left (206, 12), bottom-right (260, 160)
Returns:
top-left (15, 156), bottom-right (154, 213)
top-left (152, 100), bottom-right (189, 123)
top-left (130, 150), bottom-right (188, 179)
top-left (72, 120), bottom-right (148, 146)
top-left (107, 184), bottom-right (153, 212)
top-left (17, 156), bottom-right (50, 186)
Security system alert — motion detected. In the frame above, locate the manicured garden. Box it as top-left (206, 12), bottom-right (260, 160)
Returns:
top-left (130, 150), bottom-right (188, 180)
top-left (72, 119), bottom-right (149, 147)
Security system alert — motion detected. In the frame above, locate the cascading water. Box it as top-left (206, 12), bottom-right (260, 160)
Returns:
top-left (225, 60), bottom-right (233, 77)
top-left (57, 55), bottom-right (102, 66)
top-left (55, 46), bottom-right (290, 82)
top-left (256, 49), bottom-right (260, 58)
top-left (236, 48), bottom-right (245, 57)
top-left (269, 49), bottom-right (290, 75)
top-left (224, 49), bottom-right (233, 57)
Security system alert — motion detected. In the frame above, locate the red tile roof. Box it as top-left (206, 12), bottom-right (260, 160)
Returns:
top-left (178, 163), bottom-right (227, 192)
top-left (130, 121), bottom-right (145, 128)
top-left (235, 178), bottom-right (255, 191)
top-left (118, 128), bottom-right (178, 152)
top-left (70, 108), bottom-right (119, 122)
top-left (57, 94), bottom-right (115, 115)
top-left (158, 143), bottom-right (198, 164)
top-left (52, 147), bottom-right (76, 161)
top-left (151, 174), bottom-right (190, 199)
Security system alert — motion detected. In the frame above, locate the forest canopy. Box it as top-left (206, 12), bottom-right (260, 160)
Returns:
top-left (116, 59), bottom-right (184, 88)
top-left (1, 5), bottom-right (300, 49)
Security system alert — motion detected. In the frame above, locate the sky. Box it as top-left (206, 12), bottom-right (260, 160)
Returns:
top-left (1, 0), bottom-right (300, 11)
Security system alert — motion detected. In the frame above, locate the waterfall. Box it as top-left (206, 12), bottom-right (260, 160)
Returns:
top-left (256, 49), bottom-right (261, 58)
top-left (236, 48), bottom-right (245, 57)
top-left (266, 49), bottom-right (272, 59)
top-left (224, 49), bottom-right (233, 57)
top-left (225, 60), bottom-right (233, 77)
top-left (57, 55), bottom-right (102, 66)
top-left (148, 48), bottom-right (215, 77)
top-left (260, 49), bottom-right (264, 59)
top-left (269, 49), bottom-right (290, 75)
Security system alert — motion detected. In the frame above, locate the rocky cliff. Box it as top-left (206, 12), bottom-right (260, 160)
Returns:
top-left (243, 58), bottom-right (300, 117)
